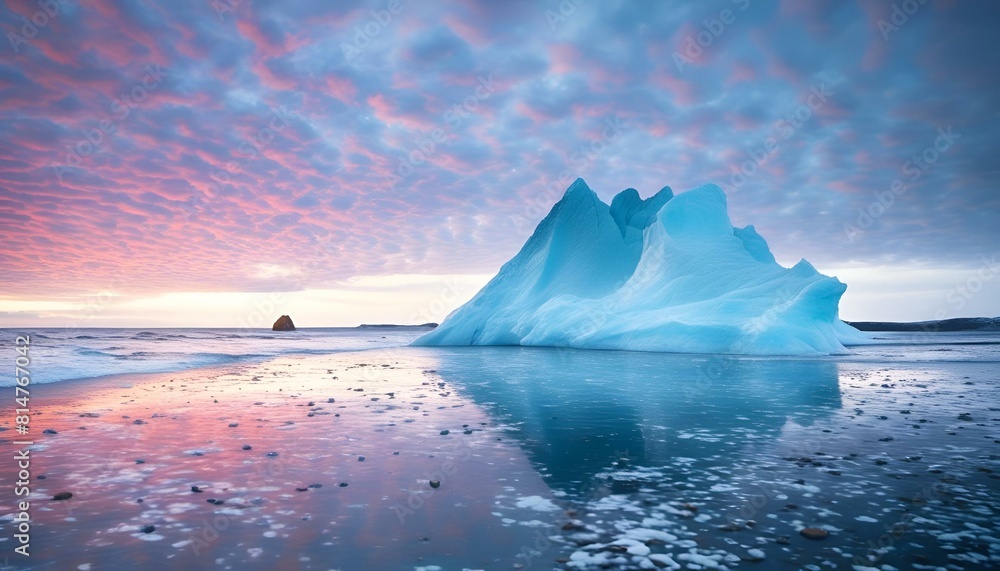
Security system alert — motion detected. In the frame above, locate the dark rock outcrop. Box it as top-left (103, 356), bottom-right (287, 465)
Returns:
top-left (272, 315), bottom-right (296, 331)
top-left (845, 316), bottom-right (1000, 332)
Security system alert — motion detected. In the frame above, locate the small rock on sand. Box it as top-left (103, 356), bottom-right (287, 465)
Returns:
top-left (800, 527), bottom-right (829, 540)
top-left (52, 492), bottom-right (73, 501)
top-left (140, 525), bottom-right (156, 534)
top-left (429, 480), bottom-right (441, 489)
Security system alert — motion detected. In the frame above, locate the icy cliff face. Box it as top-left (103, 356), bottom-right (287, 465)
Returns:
top-left (414, 179), bottom-right (868, 355)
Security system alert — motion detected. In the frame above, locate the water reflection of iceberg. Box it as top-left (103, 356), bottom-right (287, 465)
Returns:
top-left (425, 347), bottom-right (842, 490)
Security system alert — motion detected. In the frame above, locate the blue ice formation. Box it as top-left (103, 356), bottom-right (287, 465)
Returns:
top-left (414, 179), bottom-right (869, 355)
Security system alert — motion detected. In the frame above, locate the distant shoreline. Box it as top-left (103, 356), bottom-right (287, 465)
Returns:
top-left (846, 316), bottom-right (1000, 332)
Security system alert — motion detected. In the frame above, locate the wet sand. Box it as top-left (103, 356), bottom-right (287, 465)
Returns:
top-left (0, 350), bottom-right (557, 570)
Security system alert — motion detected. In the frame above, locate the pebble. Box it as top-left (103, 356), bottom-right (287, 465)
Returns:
top-left (191, 486), bottom-right (204, 493)
top-left (439, 430), bottom-right (450, 435)
top-left (429, 480), bottom-right (441, 489)
top-left (43, 429), bottom-right (58, 435)
top-left (140, 525), bottom-right (155, 534)
top-left (52, 492), bottom-right (73, 501)
top-left (267, 452), bottom-right (279, 457)
top-left (339, 482), bottom-right (349, 487)
top-left (800, 527), bottom-right (829, 540)
top-left (358, 456), bottom-right (365, 462)
top-left (242, 445), bottom-right (252, 450)
top-left (228, 423), bottom-right (238, 427)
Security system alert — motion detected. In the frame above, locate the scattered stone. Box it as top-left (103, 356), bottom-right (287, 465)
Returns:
top-left (37, 475), bottom-right (46, 480)
top-left (681, 503), bottom-right (698, 513)
top-left (191, 486), bottom-right (204, 493)
top-left (800, 527), bottom-right (829, 540)
top-left (308, 483), bottom-right (322, 489)
top-left (296, 487), bottom-right (309, 492)
top-left (339, 482), bottom-right (349, 487)
top-left (718, 522), bottom-right (743, 532)
top-left (439, 429), bottom-right (450, 435)
top-left (207, 498), bottom-right (224, 505)
top-left (358, 456), bottom-right (365, 462)
top-left (135, 459), bottom-right (145, 464)
top-left (140, 525), bottom-right (156, 534)
top-left (958, 413), bottom-right (974, 421)
top-left (43, 429), bottom-right (58, 435)
top-left (775, 536), bottom-right (790, 545)
top-left (242, 445), bottom-right (252, 450)
top-left (229, 423), bottom-right (238, 427)
top-left (52, 492), bottom-right (73, 501)
top-left (267, 452), bottom-right (279, 457)
top-left (429, 480), bottom-right (441, 489)
top-left (133, 419), bottom-right (146, 425)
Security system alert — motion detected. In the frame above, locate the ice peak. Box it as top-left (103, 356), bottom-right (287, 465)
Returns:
top-left (562, 177), bottom-right (594, 199)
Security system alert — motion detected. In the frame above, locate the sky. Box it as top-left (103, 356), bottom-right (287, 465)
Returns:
top-left (0, 0), bottom-right (998, 327)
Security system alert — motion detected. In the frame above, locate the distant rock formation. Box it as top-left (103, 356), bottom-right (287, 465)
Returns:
top-left (846, 317), bottom-right (1000, 332)
top-left (272, 315), bottom-right (296, 331)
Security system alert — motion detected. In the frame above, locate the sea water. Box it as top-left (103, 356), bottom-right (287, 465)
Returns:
top-left (2, 328), bottom-right (997, 569)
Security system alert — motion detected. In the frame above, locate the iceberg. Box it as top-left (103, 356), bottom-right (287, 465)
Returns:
top-left (414, 179), bottom-right (869, 355)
